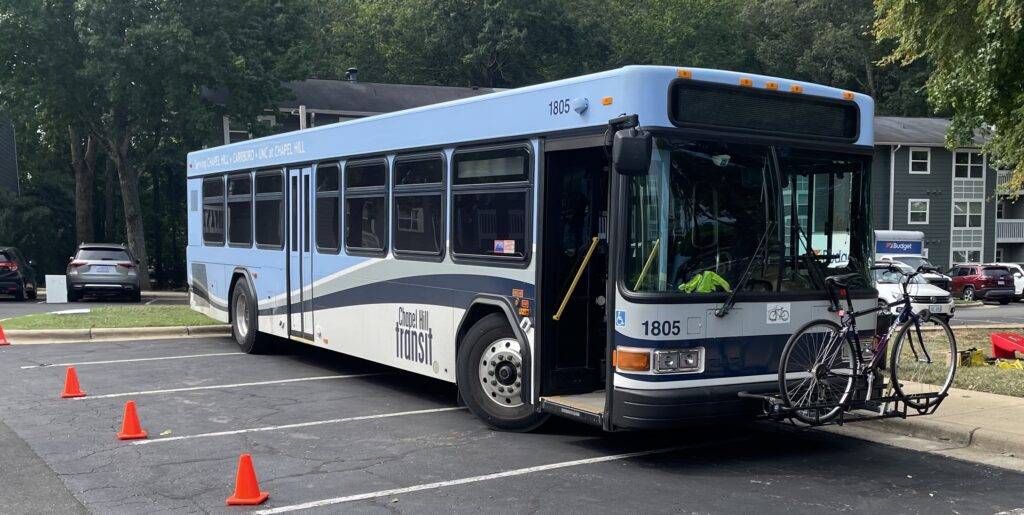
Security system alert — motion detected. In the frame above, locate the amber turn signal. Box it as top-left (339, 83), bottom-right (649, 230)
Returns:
top-left (613, 349), bottom-right (651, 372)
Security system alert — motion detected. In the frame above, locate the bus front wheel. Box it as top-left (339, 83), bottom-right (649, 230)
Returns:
top-left (231, 277), bottom-right (270, 354)
top-left (457, 313), bottom-right (547, 431)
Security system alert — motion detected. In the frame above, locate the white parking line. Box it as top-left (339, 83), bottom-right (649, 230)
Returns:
top-left (78, 373), bottom-right (382, 400)
top-left (255, 446), bottom-right (682, 514)
top-left (20, 352), bottom-right (244, 369)
top-left (145, 298), bottom-right (157, 305)
top-left (133, 406), bottom-right (466, 445)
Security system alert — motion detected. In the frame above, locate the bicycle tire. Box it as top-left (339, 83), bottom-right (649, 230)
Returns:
top-left (779, 319), bottom-right (857, 425)
top-left (889, 315), bottom-right (957, 410)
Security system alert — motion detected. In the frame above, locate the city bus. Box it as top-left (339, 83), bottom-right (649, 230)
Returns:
top-left (186, 66), bottom-right (876, 431)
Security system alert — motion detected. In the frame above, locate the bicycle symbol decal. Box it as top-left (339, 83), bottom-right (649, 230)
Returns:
top-left (766, 303), bottom-right (791, 324)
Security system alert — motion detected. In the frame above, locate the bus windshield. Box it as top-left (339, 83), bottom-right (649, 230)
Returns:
top-left (624, 136), bottom-right (871, 295)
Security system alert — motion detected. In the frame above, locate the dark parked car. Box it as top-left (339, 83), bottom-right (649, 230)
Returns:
top-left (66, 243), bottom-right (142, 302)
top-left (948, 263), bottom-right (1016, 304)
top-left (0, 247), bottom-right (38, 301)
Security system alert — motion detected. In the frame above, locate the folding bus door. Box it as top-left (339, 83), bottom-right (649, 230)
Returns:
top-left (287, 166), bottom-right (314, 340)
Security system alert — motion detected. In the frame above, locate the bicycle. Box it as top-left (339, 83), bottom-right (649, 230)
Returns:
top-left (777, 264), bottom-right (958, 425)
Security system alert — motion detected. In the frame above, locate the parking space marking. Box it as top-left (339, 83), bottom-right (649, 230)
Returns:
top-left (255, 446), bottom-right (682, 514)
top-left (20, 352), bottom-right (244, 369)
top-left (79, 373), bottom-right (382, 400)
top-left (133, 406), bottom-right (466, 445)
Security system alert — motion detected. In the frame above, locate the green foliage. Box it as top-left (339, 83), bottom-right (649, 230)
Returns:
top-left (876, 0), bottom-right (1024, 189)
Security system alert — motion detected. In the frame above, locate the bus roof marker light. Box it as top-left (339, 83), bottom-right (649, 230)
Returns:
top-left (842, 91), bottom-right (855, 100)
top-left (677, 69), bottom-right (692, 79)
top-left (601, 96), bottom-right (613, 106)
top-left (739, 77), bottom-right (753, 87)
top-left (765, 81), bottom-right (779, 90)
top-left (789, 84), bottom-right (804, 94)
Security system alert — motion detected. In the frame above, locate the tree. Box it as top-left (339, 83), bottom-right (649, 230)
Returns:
top-left (876, 0), bottom-right (1024, 190)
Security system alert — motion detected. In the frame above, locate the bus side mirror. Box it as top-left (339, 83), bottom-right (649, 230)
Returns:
top-left (612, 128), bottom-right (652, 176)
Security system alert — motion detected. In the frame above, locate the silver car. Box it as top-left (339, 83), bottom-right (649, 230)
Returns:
top-left (66, 244), bottom-right (142, 302)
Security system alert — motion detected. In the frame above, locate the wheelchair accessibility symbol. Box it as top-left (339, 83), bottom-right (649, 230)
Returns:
top-left (615, 310), bottom-right (627, 327)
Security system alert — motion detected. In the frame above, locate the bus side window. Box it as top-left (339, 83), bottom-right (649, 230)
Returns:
top-left (451, 145), bottom-right (531, 262)
top-left (254, 171), bottom-right (284, 249)
top-left (202, 176), bottom-right (225, 246)
top-left (344, 159), bottom-right (388, 255)
top-left (315, 163), bottom-right (340, 253)
top-left (227, 174), bottom-right (253, 247)
top-left (393, 154), bottom-right (445, 258)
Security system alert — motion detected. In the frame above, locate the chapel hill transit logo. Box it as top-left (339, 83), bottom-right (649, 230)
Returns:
top-left (395, 307), bottom-right (433, 365)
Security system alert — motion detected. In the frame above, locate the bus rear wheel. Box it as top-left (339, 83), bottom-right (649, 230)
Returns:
top-left (457, 313), bottom-right (547, 431)
top-left (231, 277), bottom-right (271, 354)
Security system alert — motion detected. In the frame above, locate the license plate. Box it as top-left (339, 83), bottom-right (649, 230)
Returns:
top-left (94, 265), bottom-right (115, 274)
top-left (929, 304), bottom-right (944, 313)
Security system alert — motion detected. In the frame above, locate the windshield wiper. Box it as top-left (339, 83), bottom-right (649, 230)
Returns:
top-left (715, 221), bottom-right (776, 318)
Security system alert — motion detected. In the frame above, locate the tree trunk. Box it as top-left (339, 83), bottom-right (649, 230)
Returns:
top-left (69, 126), bottom-right (97, 245)
top-left (103, 159), bottom-right (118, 241)
top-left (111, 136), bottom-right (151, 290)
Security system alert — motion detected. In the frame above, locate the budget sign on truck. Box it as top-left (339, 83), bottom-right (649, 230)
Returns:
top-left (874, 230), bottom-right (953, 294)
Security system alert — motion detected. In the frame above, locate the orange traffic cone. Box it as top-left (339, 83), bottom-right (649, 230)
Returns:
top-left (0, 323), bottom-right (9, 346)
top-left (226, 454), bottom-right (269, 506)
top-left (60, 367), bottom-right (86, 398)
top-left (116, 400), bottom-right (148, 440)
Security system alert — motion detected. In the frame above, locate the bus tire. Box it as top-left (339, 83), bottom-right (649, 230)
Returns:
top-left (231, 277), bottom-right (269, 354)
top-left (457, 313), bottom-right (547, 432)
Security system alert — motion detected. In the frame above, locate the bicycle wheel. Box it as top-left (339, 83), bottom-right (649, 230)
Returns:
top-left (779, 320), bottom-right (857, 425)
top-left (889, 315), bottom-right (957, 410)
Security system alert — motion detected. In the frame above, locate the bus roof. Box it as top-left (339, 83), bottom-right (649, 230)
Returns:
top-left (187, 65), bottom-right (874, 177)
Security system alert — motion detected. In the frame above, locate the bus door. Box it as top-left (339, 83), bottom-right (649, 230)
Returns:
top-left (287, 166), bottom-right (314, 340)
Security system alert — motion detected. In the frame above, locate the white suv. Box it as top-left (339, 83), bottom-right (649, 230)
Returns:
top-left (993, 262), bottom-right (1024, 301)
top-left (873, 262), bottom-right (955, 320)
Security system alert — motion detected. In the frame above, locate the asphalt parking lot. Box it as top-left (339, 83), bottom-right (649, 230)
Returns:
top-left (1, 337), bottom-right (1023, 514)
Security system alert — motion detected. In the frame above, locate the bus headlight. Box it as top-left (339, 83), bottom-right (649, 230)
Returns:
top-left (653, 348), bottom-right (702, 374)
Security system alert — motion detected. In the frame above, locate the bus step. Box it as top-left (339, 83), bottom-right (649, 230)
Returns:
top-left (540, 392), bottom-right (605, 427)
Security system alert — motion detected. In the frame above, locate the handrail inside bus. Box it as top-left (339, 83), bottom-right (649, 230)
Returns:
top-left (552, 236), bottom-right (601, 322)
top-left (632, 238), bottom-right (661, 292)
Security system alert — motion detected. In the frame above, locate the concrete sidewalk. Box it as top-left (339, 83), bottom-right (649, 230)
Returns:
top-left (860, 386), bottom-right (1024, 458)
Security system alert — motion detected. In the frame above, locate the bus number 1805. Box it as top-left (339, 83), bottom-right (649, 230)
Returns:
top-left (641, 320), bottom-right (681, 337)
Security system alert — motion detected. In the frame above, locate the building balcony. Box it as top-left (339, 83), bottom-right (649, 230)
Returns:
top-left (997, 219), bottom-right (1024, 243)
top-left (997, 170), bottom-right (1024, 195)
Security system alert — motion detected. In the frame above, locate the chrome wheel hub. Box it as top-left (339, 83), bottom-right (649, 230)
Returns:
top-left (235, 292), bottom-right (249, 339)
top-left (478, 338), bottom-right (523, 408)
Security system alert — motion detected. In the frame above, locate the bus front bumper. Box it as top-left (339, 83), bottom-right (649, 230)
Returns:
top-left (611, 382), bottom-right (777, 430)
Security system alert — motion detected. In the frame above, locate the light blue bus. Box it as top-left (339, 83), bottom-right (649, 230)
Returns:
top-left (186, 66), bottom-right (876, 431)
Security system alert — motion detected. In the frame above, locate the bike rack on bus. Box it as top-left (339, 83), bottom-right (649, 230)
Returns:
top-left (736, 389), bottom-right (948, 427)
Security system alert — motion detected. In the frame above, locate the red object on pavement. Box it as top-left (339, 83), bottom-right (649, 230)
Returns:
top-left (991, 332), bottom-right (1024, 360)
top-left (60, 367), bottom-right (86, 398)
top-left (226, 454), bottom-right (269, 506)
top-left (116, 400), bottom-right (148, 440)
top-left (0, 323), bottom-right (8, 346)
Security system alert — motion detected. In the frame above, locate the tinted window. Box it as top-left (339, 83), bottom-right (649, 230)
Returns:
top-left (983, 267), bottom-right (1011, 277)
top-left (77, 249), bottom-right (131, 261)
top-left (0, 252), bottom-right (9, 263)
top-left (346, 162), bottom-right (386, 188)
top-left (395, 195), bottom-right (443, 254)
top-left (395, 157), bottom-right (443, 185)
top-left (255, 172), bottom-right (284, 248)
top-left (202, 177), bottom-right (225, 245)
top-left (228, 175), bottom-right (252, 246)
top-left (316, 164), bottom-right (340, 251)
top-left (452, 191), bottom-right (528, 258)
top-left (345, 197), bottom-right (387, 251)
top-left (454, 147), bottom-right (529, 185)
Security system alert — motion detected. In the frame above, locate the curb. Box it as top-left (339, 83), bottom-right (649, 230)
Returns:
top-left (859, 416), bottom-right (1024, 459)
top-left (4, 325), bottom-right (231, 344)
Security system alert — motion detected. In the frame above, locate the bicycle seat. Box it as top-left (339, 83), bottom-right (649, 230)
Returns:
top-left (825, 273), bottom-right (860, 287)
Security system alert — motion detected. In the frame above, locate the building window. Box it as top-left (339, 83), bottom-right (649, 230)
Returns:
top-left (953, 201), bottom-right (982, 228)
top-left (954, 150), bottom-right (984, 179)
top-left (392, 155), bottom-right (445, 257)
top-left (315, 163), bottom-right (340, 252)
top-left (202, 177), bottom-right (225, 245)
top-left (952, 250), bottom-right (981, 263)
top-left (996, 247), bottom-right (1004, 262)
top-left (908, 199), bottom-right (929, 224)
top-left (996, 201), bottom-right (1005, 219)
top-left (254, 171), bottom-right (284, 248)
top-left (909, 147), bottom-right (930, 174)
top-left (452, 146), bottom-right (531, 261)
top-left (344, 160), bottom-right (388, 254)
top-left (227, 174), bottom-right (252, 246)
